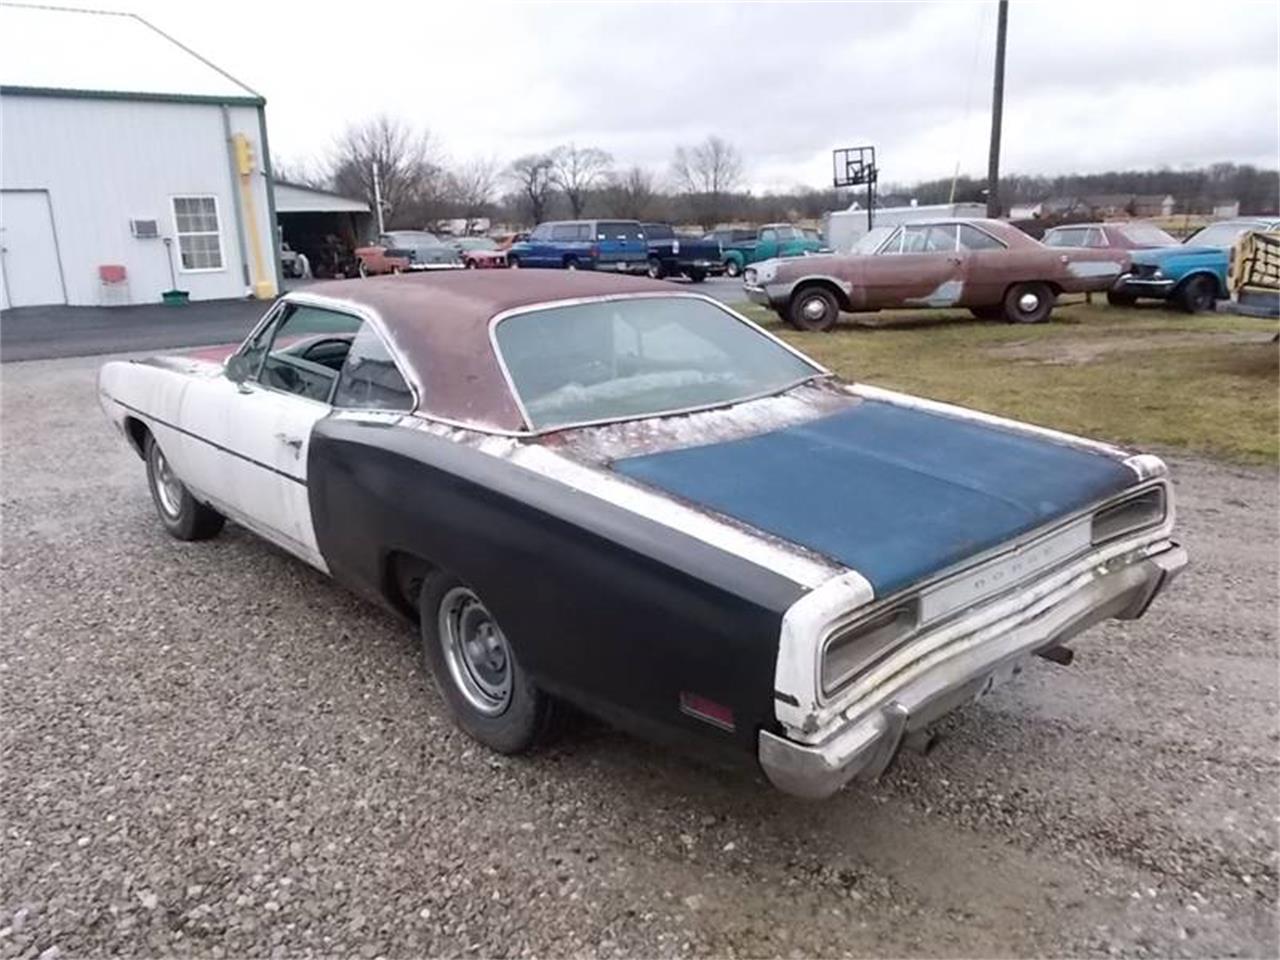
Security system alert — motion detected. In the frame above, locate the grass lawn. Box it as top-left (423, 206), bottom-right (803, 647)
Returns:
top-left (732, 298), bottom-right (1279, 464)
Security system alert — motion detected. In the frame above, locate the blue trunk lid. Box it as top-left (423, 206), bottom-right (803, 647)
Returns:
top-left (612, 400), bottom-right (1136, 595)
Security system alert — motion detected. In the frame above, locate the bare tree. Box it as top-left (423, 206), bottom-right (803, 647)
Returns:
top-left (328, 114), bottom-right (444, 228)
top-left (671, 135), bottom-right (745, 227)
top-left (507, 153), bottom-right (556, 225)
top-left (449, 158), bottom-right (501, 233)
top-left (550, 143), bottom-right (613, 219)
top-left (602, 166), bottom-right (659, 221)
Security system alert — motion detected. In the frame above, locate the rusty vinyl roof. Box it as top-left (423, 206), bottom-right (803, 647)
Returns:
top-left (297, 271), bottom-right (677, 431)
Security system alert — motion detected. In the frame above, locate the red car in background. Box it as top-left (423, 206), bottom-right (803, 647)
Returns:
top-left (1041, 221), bottom-right (1179, 251)
top-left (451, 236), bottom-right (509, 269)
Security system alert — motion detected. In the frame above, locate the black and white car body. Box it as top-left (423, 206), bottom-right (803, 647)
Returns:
top-left (99, 272), bottom-right (1186, 799)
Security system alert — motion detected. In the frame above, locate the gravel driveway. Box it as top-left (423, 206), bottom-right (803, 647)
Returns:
top-left (2, 354), bottom-right (1276, 958)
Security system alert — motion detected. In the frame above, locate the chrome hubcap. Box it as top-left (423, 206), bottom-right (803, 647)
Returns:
top-left (151, 445), bottom-right (182, 517)
top-left (802, 297), bottom-right (827, 321)
top-left (439, 586), bottom-right (512, 715)
top-left (1018, 292), bottom-right (1040, 312)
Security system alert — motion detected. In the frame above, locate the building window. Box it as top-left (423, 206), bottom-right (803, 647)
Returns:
top-left (171, 196), bottom-right (224, 271)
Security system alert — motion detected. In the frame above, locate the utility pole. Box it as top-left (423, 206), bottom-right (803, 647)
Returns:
top-left (372, 161), bottom-right (386, 235)
top-left (986, 0), bottom-right (1009, 218)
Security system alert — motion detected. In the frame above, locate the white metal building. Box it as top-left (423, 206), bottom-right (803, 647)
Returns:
top-left (0, 3), bottom-right (280, 308)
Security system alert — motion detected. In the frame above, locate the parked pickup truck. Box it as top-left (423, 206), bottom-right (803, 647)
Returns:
top-left (506, 220), bottom-right (648, 273)
top-left (641, 223), bottom-right (723, 282)
top-left (720, 224), bottom-right (823, 278)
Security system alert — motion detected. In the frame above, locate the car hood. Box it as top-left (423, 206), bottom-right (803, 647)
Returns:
top-left (611, 399), bottom-right (1136, 595)
top-left (1131, 245), bottom-right (1224, 265)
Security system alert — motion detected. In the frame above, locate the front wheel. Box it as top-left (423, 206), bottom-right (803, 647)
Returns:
top-left (1176, 275), bottom-right (1216, 314)
top-left (1003, 282), bottom-right (1055, 324)
top-left (724, 259), bottom-right (742, 278)
top-left (507, 255), bottom-right (520, 269)
top-left (788, 285), bottom-right (840, 332)
top-left (564, 258), bottom-right (578, 271)
top-left (144, 434), bottom-right (224, 541)
top-left (419, 573), bottom-right (552, 754)
top-left (356, 259), bottom-right (369, 279)
top-left (687, 269), bottom-right (706, 283)
top-left (646, 257), bottom-right (665, 280)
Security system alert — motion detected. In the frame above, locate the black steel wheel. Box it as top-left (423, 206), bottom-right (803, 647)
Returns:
top-left (1002, 282), bottom-right (1055, 324)
top-left (788, 285), bottom-right (840, 332)
top-left (1176, 275), bottom-right (1216, 314)
top-left (418, 573), bottom-right (551, 754)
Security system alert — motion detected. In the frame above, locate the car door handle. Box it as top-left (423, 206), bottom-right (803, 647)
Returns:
top-left (274, 432), bottom-right (303, 451)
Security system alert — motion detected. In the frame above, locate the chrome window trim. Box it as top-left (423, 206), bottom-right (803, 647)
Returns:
top-left (486, 291), bottom-right (830, 434)
top-left (811, 478), bottom-right (1172, 707)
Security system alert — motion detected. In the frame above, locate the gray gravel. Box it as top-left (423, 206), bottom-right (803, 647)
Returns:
top-left (2, 354), bottom-right (1277, 958)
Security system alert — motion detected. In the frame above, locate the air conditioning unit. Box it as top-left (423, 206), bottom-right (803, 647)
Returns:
top-left (130, 219), bottom-right (159, 239)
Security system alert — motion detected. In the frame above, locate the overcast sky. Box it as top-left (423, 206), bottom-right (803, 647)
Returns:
top-left (105, 0), bottom-right (1280, 191)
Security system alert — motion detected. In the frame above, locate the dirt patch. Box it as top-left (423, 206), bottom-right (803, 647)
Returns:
top-left (989, 332), bottom-right (1271, 366)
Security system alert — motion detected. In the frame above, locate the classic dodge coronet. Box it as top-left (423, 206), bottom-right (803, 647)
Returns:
top-left (99, 272), bottom-right (1185, 798)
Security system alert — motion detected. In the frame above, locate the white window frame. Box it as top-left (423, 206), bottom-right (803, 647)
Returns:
top-left (170, 194), bottom-right (226, 274)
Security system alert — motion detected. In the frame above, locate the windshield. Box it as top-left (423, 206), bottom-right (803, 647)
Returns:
top-left (389, 231), bottom-right (441, 247)
top-left (853, 226), bottom-right (895, 254)
top-left (1118, 223), bottom-right (1178, 247)
top-left (1186, 222), bottom-right (1261, 248)
top-left (494, 297), bottom-right (822, 431)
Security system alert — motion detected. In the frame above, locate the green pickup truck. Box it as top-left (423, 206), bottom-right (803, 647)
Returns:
top-left (708, 224), bottom-right (824, 278)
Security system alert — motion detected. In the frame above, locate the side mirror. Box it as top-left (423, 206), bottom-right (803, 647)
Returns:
top-left (225, 354), bottom-right (251, 383)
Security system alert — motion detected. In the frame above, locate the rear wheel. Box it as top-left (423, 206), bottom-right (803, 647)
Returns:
top-left (788, 285), bottom-right (840, 332)
top-left (724, 259), bottom-right (742, 278)
top-left (1107, 290), bottom-right (1138, 307)
top-left (564, 257), bottom-right (579, 271)
top-left (1176, 275), bottom-right (1216, 314)
top-left (1003, 282), bottom-right (1055, 324)
top-left (144, 433), bottom-right (224, 541)
top-left (356, 259), bottom-right (369, 279)
top-left (646, 257), bottom-right (665, 280)
top-left (687, 269), bottom-right (706, 283)
top-left (507, 255), bottom-right (520, 269)
top-left (418, 573), bottom-right (552, 753)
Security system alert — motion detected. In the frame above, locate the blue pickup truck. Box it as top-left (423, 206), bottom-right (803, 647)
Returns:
top-left (1114, 218), bottom-right (1280, 312)
top-left (506, 220), bottom-right (648, 272)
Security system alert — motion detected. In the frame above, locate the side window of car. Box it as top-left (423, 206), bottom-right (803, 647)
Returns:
top-left (259, 304), bottom-right (362, 402)
top-left (1045, 228), bottom-right (1082, 248)
top-left (925, 224), bottom-right (958, 252)
top-left (876, 228), bottom-right (904, 255)
top-left (530, 224), bottom-right (550, 241)
top-left (901, 225), bottom-right (930, 253)
top-left (551, 224), bottom-right (578, 242)
top-left (332, 323), bottom-right (414, 411)
top-left (958, 225), bottom-right (1005, 251)
top-left (1084, 228), bottom-right (1108, 248)
top-left (760, 228), bottom-right (778, 244)
top-left (577, 224), bottom-right (594, 241)
top-left (235, 303), bottom-right (286, 379)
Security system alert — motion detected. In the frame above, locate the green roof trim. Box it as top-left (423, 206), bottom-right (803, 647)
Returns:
top-left (0, 84), bottom-right (265, 107)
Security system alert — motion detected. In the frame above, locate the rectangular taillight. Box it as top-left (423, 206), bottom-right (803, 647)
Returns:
top-left (1091, 487), bottom-right (1167, 545)
top-left (821, 600), bottom-right (920, 695)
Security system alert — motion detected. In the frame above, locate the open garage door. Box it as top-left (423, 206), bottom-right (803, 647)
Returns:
top-left (0, 190), bottom-right (67, 308)
top-left (272, 181), bottom-right (372, 281)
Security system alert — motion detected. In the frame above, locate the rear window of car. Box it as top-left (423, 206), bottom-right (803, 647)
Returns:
top-left (643, 224), bottom-right (674, 240)
top-left (958, 225), bottom-right (1005, 251)
top-left (597, 221), bottom-right (644, 240)
top-left (1117, 223), bottom-right (1178, 247)
top-left (493, 297), bottom-right (822, 431)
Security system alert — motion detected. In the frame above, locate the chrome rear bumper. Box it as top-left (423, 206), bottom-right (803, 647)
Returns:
top-left (759, 543), bottom-right (1187, 799)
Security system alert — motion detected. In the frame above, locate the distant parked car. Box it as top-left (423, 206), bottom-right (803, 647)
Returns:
top-left (720, 224), bottom-right (823, 278)
top-left (450, 236), bottom-right (508, 269)
top-left (279, 241), bottom-right (307, 279)
top-left (744, 218), bottom-right (1129, 330)
top-left (506, 220), bottom-right (648, 272)
top-left (641, 223), bottom-right (723, 282)
top-left (1112, 218), bottom-right (1280, 312)
top-left (1042, 221), bottom-right (1179, 252)
top-left (354, 231), bottom-right (462, 277)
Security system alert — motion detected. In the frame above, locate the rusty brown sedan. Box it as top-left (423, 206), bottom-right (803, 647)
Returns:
top-left (744, 219), bottom-right (1130, 330)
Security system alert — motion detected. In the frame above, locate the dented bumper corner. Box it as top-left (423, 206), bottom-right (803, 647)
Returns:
top-left (758, 543), bottom-right (1187, 800)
